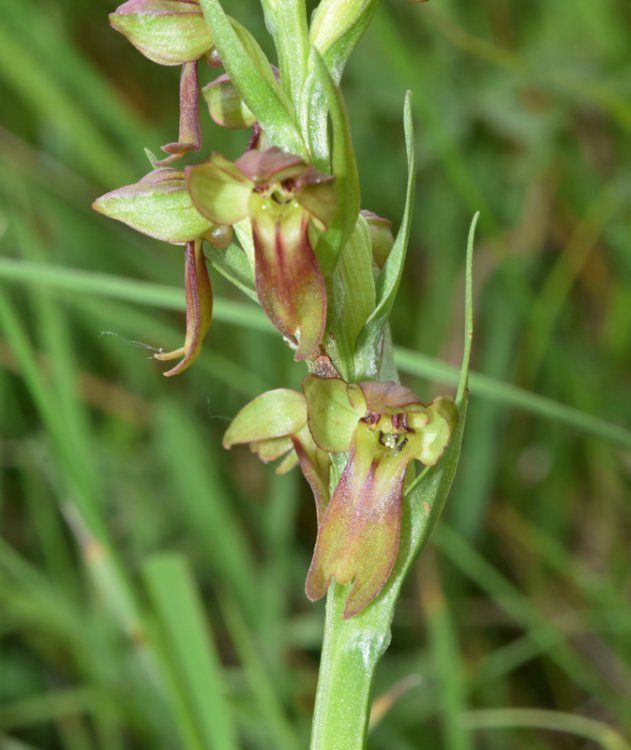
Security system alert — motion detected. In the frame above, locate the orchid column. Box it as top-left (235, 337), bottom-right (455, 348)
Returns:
top-left (92, 1), bottom-right (476, 748)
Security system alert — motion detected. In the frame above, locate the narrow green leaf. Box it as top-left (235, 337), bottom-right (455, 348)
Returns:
top-left (259, 0), bottom-right (309, 107)
top-left (143, 555), bottom-right (238, 750)
top-left (309, 50), bottom-right (361, 276)
top-left (220, 596), bottom-right (301, 750)
top-left (463, 708), bottom-right (631, 750)
top-left (355, 92), bottom-right (415, 359)
top-left (197, 0), bottom-right (305, 155)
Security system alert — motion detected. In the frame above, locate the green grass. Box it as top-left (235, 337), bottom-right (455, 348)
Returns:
top-left (1, 0), bottom-right (630, 748)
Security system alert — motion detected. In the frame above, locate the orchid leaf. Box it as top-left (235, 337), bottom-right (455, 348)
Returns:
top-left (197, 0), bottom-right (304, 156)
top-left (355, 92), bottom-right (415, 359)
top-left (259, 0), bottom-right (309, 107)
top-left (309, 49), bottom-right (360, 277)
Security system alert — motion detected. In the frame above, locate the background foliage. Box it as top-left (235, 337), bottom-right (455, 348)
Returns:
top-left (1, 0), bottom-right (630, 748)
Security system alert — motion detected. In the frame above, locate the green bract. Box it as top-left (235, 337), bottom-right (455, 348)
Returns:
top-left (109, 0), bottom-right (213, 66)
top-left (92, 168), bottom-right (212, 244)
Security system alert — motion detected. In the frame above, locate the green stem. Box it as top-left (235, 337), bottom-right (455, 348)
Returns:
top-left (309, 583), bottom-right (387, 750)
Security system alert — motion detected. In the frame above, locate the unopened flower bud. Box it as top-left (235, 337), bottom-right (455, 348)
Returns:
top-left (110, 0), bottom-right (213, 66)
top-left (362, 210), bottom-right (394, 268)
top-left (203, 74), bottom-right (257, 130)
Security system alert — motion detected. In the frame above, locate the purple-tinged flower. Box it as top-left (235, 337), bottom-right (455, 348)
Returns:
top-left (303, 376), bottom-right (457, 618)
top-left (187, 148), bottom-right (336, 360)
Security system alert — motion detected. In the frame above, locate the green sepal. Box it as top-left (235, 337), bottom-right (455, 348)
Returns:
top-left (197, 0), bottom-right (305, 156)
top-left (223, 389), bottom-right (307, 449)
top-left (302, 375), bottom-right (365, 453)
top-left (92, 168), bottom-right (212, 244)
top-left (355, 93), bottom-right (416, 360)
top-left (202, 74), bottom-right (256, 129)
top-left (309, 0), bottom-right (378, 82)
top-left (186, 155), bottom-right (252, 226)
top-left (109, 0), bottom-right (212, 66)
top-left (250, 195), bottom-right (327, 361)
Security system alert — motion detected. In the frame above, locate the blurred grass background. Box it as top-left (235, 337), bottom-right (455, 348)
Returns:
top-left (1, 0), bottom-right (630, 748)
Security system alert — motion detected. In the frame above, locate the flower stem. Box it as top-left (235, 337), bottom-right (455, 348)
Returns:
top-left (309, 215), bottom-right (477, 748)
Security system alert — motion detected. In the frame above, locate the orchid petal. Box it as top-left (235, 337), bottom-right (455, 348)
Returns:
top-left (302, 375), bottom-right (365, 452)
top-left (306, 420), bottom-right (415, 618)
top-left (202, 74), bottom-right (257, 129)
top-left (251, 195), bottom-right (327, 360)
top-left (410, 396), bottom-right (458, 465)
top-left (186, 154), bottom-right (252, 226)
top-left (223, 389), bottom-right (307, 448)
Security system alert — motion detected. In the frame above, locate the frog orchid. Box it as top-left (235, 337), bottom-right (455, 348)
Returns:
top-left (92, 168), bottom-right (232, 376)
top-left (222, 389), bottom-right (331, 522)
top-left (302, 375), bottom-right (458, 618)
top-left (109, 0), bottom-right (215, 164)
top-left (187, 147), bottom-right (336, 360)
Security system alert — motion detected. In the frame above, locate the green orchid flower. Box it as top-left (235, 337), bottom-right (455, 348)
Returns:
top-left (186, 147), bottom-right (337, 361)
top-left (303, 375), bottom-right (458, 618)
